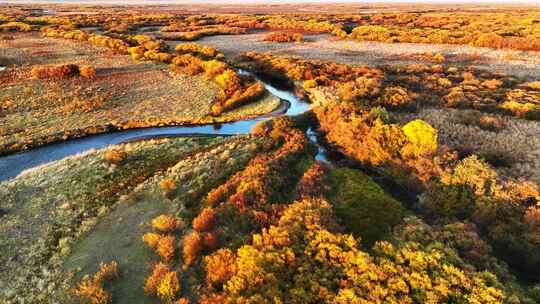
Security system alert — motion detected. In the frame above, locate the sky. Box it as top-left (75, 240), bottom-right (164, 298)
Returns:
top-left (5, 0), bottom-right (540, 3)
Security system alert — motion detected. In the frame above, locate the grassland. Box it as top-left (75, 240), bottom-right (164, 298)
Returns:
top-left (0, 135), bottom-right (261, 303)
top-left (0, 33), bottom-right (279, 155)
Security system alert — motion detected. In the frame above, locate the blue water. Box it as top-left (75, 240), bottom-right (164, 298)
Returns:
top-left (0, 72), bottom-right (318, 181)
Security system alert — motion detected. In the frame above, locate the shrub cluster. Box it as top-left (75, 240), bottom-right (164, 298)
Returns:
top-left (0, 21), bottom-right (32, 32)
top-left (239, 51), bottom-right (383, 86)
top-left (207, 117), bottom-right (310, 211)
top-left (30, 63), bottom-right (97, 80)
top-left (144, 262), bottom-right (181, 302)
top-left (171, 52), bottom-right (266, 115)
top-left (315, 103), bottom-right (444, 188)
top-left (174, 43), bottom-right (223, 60)
top-left (73, 261), bottom-right (119, 304)
top-left (296, 161), bottom-right (328, 198)
top-left (347, 12), bottom-right (540, 51)
top-left (163, 26), bottom-right (246, 41)
top-left (263, 31), bottom-right (304, 43)
top-left (200, 198), bottom-right (504, 303)
top-left (30, 64), bottom-right (80, 79)
top-left (315, 102), bottom-right (540, 281)
top-left (42, 28), bottom-right (129, 52)
top-left (241, 52), bottom-right (540, 120)
top-left (142, 214), bottom-right (183, 301)
top-left (262, 16), bottom-right (344, 35)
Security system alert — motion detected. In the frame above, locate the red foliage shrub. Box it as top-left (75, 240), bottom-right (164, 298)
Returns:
top-left (192, 207), bottom-right (216, 232)
top-left (206, 119), bottom-right (309, 211)
top-left (296, 161), bottom-right (328, 198)
top-left (31, 64), bottom-right (80, 79)
top-left (203, 232), bottom-right (219, 251)
top-left (156, 235), bottom-right (176, 262)
top-left (199, 294), bottom-right (227, 304)
top-left (182, 231), bottom-right (203, 267)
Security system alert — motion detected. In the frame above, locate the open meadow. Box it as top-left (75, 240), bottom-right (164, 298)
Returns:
top-left (1, 3), bottom-right (540, 304)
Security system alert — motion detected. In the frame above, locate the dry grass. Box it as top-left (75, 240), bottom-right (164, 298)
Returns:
top-left (401, 108), bottom-right (540, 184)
top-left (0, 136), bottom-right (228, 303)
top-left (0, 33), bottom-right (278, 155)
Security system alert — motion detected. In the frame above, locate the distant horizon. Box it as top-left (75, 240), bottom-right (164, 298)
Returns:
top-left (2, 0), bottom-right (539, 5)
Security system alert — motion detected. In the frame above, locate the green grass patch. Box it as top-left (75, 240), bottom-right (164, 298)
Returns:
top-left (327, 167), bottom-right (405, 247)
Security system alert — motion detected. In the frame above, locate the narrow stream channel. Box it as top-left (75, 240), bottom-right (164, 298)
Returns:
top-left (0, 71), bottom-right (326, 182)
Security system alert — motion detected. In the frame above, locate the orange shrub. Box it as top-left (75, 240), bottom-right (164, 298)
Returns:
top-left (264, 31), bottom-right (304, 43)
top-left (175, 43), bottom-right (222, 59)
top-left (104, 149), bottom-right (125, 164)
top-left (144, 50), bottom-right (174, 63)
top-left (142, 232), bottom-right (162, 249)
top-left (314, 103), bottom-right (443, 188)
top-left (31, 64), bottom-right (80, 79)
top-left (478, 115), bottom-right (506, 131)
top-left (144, 262), bottom-right (169, 295)
top-left (184, 62), bottom-right (204, 76)
top-left (202, 60), bottom-right (229, 80)
top-left (79, 65), bottom-right (96, 79)
top-left (212, 81), bottom-right (266, 116)
top-left (207, 119), bottom-right (309, 212)
top-left (182, 231), bottom-right (203, 267)
top-left (222, 81), bottom-right (266, 111)
top-left (128, 46), bottom-right (145, 61)
top-left (159, 179), bottom-right (176, 196)
top-left (199, 294), bottom-right (227, 304)
top-left (204, 248), bottom-right (236, 286)
top-left (381, 86), bottom-right (413, 106)
top-left (474, 33), bottom-right (504, 49)
top-left (73, 279), bottom-right (111, 304)
top-left (73, 261), bottom-right (119, 304)
top-left (192, 207), bottom-right (216, 232)
top-left (296, 161), bottom-right (328, 198)
top-left (432, 53), bottom-right (445, 62)
top-left (171, 26), bottom-right (246, 41)
top-left (156, 235), bottom-right (176, 262)
top-left (152, 215), bottom-right (181, 233)
top-left (93, 261), bottom-right (119, 284)
top-left (0, 21), bottom-right (32, 32)
top-left (522, 81), bottom-right (540, 90)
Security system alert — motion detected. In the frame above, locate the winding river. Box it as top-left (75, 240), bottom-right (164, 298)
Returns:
top-left (0, 71), bottom-right (324, 182)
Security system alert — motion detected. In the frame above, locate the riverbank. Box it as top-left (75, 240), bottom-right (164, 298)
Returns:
top-left (0, 135), bottom-right (259, 303)
top-left (0, 33), bottom-right (281, 156)
top-left (0, 66), bottom-right (310, 182)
